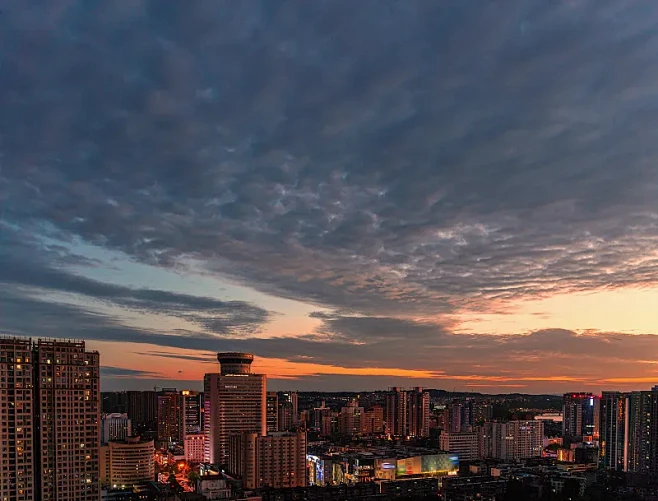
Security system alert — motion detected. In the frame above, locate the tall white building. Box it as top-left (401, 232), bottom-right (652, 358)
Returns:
top-left (204, 353), bottom-right (266, 465)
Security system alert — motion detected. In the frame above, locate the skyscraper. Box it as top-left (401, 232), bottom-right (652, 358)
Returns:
top-left (407, 387), bottom-right (430, 438)
top-left (600, 391), bottom-right (628, 471)
top-left (562, 393), bottom-right (599, 441)
top-left (385, 387), bottom-right (407, 436)
top-left (266, 392), bottom-right (279, 433)
top-left (204, 352), bottom-right (266, 465)
top-left (0, 337), bottom-right (35, 501)
top-left (157, 388), bottom-right (182, 444)
top-left (126, 390), bottom-right (158, 435)
top-left (34, 338), bottom-right (101, 500)
top-left (182, 390), bottom-right (203, 436)
top-left (339, 400), bottom-right (364, 436)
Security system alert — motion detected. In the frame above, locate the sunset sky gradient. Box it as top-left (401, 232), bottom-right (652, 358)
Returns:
top-left (3, 0), bottom-right (658, 393)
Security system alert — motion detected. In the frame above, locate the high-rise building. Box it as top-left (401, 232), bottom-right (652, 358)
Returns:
top-left (34, 339), bottom-right (101, 500)
top-left (277, 392), bottom-right (296, 431)
top-left (181, 390), bottom-right (203, 436)
top-left (228, 431), bottom-right (307, 490)
top-left (446, 402), bottom-right (464, 433)
top-left (1, 338), bottom-right (101, 500)
top-left (385, 387), bottom-right (407, 436)
top-left (126, 390), bottom-right (158, 434)
top-left (627, 390), bottom-right (658, 475)
top-left (184, 434), bottom-right (206, 464)
top-left (361, 405), bottom-right (384, 435)
top-left (266, 392), bottom-right (279, 433)
top-left (100, 436), bottom-right (154, 488)
top-left (562, 393), bottom-right (599, 441)
top-left (439, 430), bottom-right (481, 461)
top-left (407, 387), bottom-right (430, 438)
top-left (600, 391), bottom-right (628, 472)
top-left (157, 388), bottom-right (182, 444)
top-left (480, 421), bottom-right (544, 460)
top-left (204, 353), bottom-right (266, 465)
top-left (101, 413), bottom-right (132, 444)
top-left (470, 400), bottom-right (494, 425)
top-left (0, 337), bottom-right (35, 501)
top-left (339, 400), bottom-right (364, 436)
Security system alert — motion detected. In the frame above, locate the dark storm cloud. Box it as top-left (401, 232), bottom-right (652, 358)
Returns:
top-left (2, 0), bottom-right (658, 316)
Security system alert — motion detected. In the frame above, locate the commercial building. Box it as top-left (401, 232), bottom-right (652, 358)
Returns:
top-left (101, 413), bottom-right (132, 444)
top-left (203, 352), bottom-right (266, 465)
top-left (562, 393), bottom-right (599, 441)
top-left (157, 388), bottom-right (182, 444)
top-left (266, 392), bottom-right (279, 433)
top-left (439, 430), bottom-right (481, 461)
top-left (181, 390), bottom-right (203, 436)
top-left (480, 421), bottom-right (544, 460)
top-left (0, 338), bottom-right (101, 501)
top-left (100, 436), bottom-right (155, 488)
top-left (184, 433), bottom-right (205, 464)
top-left (229, 431), bottom-right (307, 490)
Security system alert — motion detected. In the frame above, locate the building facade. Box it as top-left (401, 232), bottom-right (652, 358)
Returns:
top-left (339, 400), bottom-right (364, 436)
top-left (204, 352), bottom-right (266, 465)
top-left (562, 393), bottom-right (599, 441)
top-left (407, 388), bottom-right (430, 438)
top-left (361, 405), bottom-right (384, 435)
top-left (101, 413), bottom-right (132, 444)
top-left (1, 338), bottom-right (101, 501)
top-left (229, 431), bottom-right (307, 490)
top-left (0, 337), bottom-right (35, 501)
top-left (385, 387), bottom-right (408, 437)
top-left (157, 388), bottom-right (182, 444)
top-left (600, 391), bottom-right (628, 471)
top-left (184, 433), bottom-right (205, 464)
top-left (34, 339), bottom-right (101, 500)
top-left (266, 392), bottom-right (279, 433)
top-left (181, 390), bottom-right (203, 436)
top-left (100, 436), bottom-right (154, 487)
top-left (439, 430), bottom-right (481, 461)
top-left (480, 421), bottom-right (544, 460)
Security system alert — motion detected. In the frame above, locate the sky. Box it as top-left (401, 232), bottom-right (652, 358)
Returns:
top-left (2, 0), bottom-right (658, 393)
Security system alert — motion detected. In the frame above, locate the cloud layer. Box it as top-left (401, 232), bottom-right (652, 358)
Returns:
top-left (2, 1), bottom-right (658, 390)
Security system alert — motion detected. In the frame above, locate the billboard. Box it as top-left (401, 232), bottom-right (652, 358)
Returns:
top-left (396, 453), bottom-right (459, 477)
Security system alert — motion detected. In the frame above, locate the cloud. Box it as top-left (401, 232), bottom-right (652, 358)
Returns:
top-left (4, 285), bottom-right (657, 391)
top-left (1, 0), bottom-right (658, 319)
top-left (0, 225), bottom-right (271, 336)
top-left (3, 1), bottom-right (658, 391)
top-left (101, 366), bottom-right (162, 378)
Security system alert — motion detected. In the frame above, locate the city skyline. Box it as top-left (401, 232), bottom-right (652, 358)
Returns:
top-left (4, 1), bottom-right (658, 393)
